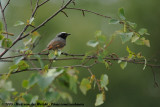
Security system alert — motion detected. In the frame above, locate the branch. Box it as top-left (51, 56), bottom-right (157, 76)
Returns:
top-left (30, 0), bottom-right (33, 12)
top-left (0, 64), bottom-right (95, 76)
top-left (0, 0), bottom-right (50, 58)
top-left (0, 52), bottom-right (160, 68)
top-left (0, 1), bottom-right (8, 38)
top-left (3, 0), bottom-right (11, 12)
top-left (38, 0), bottom-right (50, 7)
top-left (1, 31), bottom-right (14, 36)
top-left (66, 7), bottom-right (112, 19)
top-left (151, 67), bottom-right (159, 87)
top-left (19, 0), bottom-right (73, 40)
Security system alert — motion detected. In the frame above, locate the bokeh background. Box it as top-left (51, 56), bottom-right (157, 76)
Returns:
top-left (0, 0), bottom-right (160, 107)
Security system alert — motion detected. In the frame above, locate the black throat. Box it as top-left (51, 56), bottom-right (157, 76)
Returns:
top-left (60, 35), bottom-right (67, 40)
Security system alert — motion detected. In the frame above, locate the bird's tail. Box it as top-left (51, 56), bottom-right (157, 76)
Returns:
top-left (42, 48), bottom-right (48, 52)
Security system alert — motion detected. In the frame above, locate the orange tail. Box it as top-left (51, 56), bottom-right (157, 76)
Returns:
top-left (42, 48), bottom-right (48, 52)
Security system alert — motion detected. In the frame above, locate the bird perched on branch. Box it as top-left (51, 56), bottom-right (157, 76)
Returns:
top-left (42, 32), bottom-right (70, 52)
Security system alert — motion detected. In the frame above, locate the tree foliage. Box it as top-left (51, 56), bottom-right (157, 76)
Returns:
top-left (0, 0), bottom-right (159, 106)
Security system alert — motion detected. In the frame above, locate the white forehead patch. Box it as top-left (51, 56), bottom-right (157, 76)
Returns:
top-left (60, 32), bottom-right (67, 34)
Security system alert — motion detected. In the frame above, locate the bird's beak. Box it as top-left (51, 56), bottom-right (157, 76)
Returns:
top-left (67, 33), bottom-right (71, 36)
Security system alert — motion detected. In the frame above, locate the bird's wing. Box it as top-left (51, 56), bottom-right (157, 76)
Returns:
top-left (47, 40), bottom-right (66, 50)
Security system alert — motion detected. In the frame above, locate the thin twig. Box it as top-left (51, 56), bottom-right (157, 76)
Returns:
top-left (0, 1), bottom-right (8, 38)
top-left (66, 7), bottom-right (112, 19)
top-left (0, 0), bottom-right (50, 58)
top-left (30, 0), bottom-right (33, 12)
top-left (0, 52), bottom-right (160, 68)
top-left (38, 0), bottom-right (50, 7)
top-left (151, 67), bottom-right (159, 88)
top-left (3, 0), bottom-right (11, 12)
top-left (0, 64), bottom-right (94, 76)
top-left (87, 68), bottom-right (101, 91)
top-left (61, 11), bottom-right (68, 17)
top-left (1, 31), bottom-right (14, 36)
top-left (61, 0), bottom-right (65, 7)
top-left (19, 0), bottom-right (73, 40)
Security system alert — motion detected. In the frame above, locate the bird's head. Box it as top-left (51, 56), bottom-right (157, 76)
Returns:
top-left (57, 32), bottom-right (71, 39)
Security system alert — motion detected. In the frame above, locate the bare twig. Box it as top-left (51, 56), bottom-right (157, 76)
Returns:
top-left (0, 52), bottom-right (160, 69)
top-left (87, 68), bottom-right (101, 91)
top-left (151, 67), bottom-right (159, 87)
top-left (61, 11), bottom-right (68, 17)
top-left (0, 0), bottom-right (50, 58)
top-left (1, 31), bottom-right (14, 36)
top-left (38, 0), bottom-right (50, 7)
top-left (0, 64), bottom-right (95, 76)
top-left (19, 0), bottom-right (73, 40)
top-left (30, 0), bottom-right (33, 12)
top-left (0, 1), bottom-right (8, 38)
top-left (61, 0), bottom-right (65, 7)
top-left (66, 7), bottom-right (112, 19)
top-left (3, 0), bottom-right (11, 12)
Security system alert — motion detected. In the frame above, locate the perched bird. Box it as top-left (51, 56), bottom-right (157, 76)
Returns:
top-left (42, 32), bottom-right (70, 52)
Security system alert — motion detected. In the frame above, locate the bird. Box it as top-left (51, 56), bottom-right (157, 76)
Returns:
top-left (42, 32), bottom-right (70, 52)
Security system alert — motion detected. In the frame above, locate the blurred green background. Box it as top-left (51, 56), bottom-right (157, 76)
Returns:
top-left (1, 0), bottom-right (160, 106)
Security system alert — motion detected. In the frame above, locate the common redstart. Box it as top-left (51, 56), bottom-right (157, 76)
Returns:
top-left (42, 32), bottom-right (70, 52)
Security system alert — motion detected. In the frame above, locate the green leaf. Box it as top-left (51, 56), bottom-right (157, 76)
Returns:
top-left (0, 34), bottom-right (4, 40)
top-left (0, 22), bottom-right (3, 32)
top-left (95, 93), bottom-right (104, 106)
top-left (127, 21), bottom-right (137, 29)
top-left (131, 35), bottom-right (139, 42)
top-left (12, 91), bottom-right (18, 96)
top-left (22, 80), bottom-right (29, 89)
top-left (120, 32), bottom-right (133, 44)
top-left (2, 38), bottom-right (12, 48)
top-left (60, 92), bottom-right (72, 103)
top-left (95, 31), bottom-right (102, 37)
top-left (87, 40), bottom-right (99, 47)
top-left (97, 35), bottom-right (107, 43)
top-left (104, 61), bottom-right (109, 69)
top-left (143, 39), bottom-right (150, 47)
top-left (134, 37), bottom-right (150, 47)
top-left (97, 54), bottom-right (104, 62)
top-left (109, 19), bottom-right (119, 24)
top-left (9, 60), bottom-right (29, 72)
top-left (28, 73), bottom-right (39, 88)
top-left (118, 8), bottom-right (125, 20)
top-left (13, 56), bottom-right (24, 64)
top-left (30, 96), bottom-right (38, 103)
top-left (134, 38), bottom-right (144, 45)
top-left (3, 81), bottom-right (15, 91)
top-left (14, 21), bottom-right (25, 26)
top-left (23, 94), bottom-right (32, 103)
top-left (43, 65), bottom-right (49, 72)
top-left (34, 55), bottom-right (44, 68)
top-left (17, 60), bottom-right (29, 70)
top-left (138, 28), bottom-right (149, 35)
top-left (48, 50), bottom-right (56, 59)
top-left (37, 69), bottom-right (64, 89)
top-left (80, 78), bottom-right (91, 95)
top-left (126, 46), bottom-right (136, 59)
top-left (120, 62), bottom-right (127, 69)
top-left (100, 74), bottom-right (109, 91)
top-left (9, 64), bottom-right (18, 72)
top-left (45, 91), bottom-right (60, 102)
top-left (69, 76), bottom-right (77, 94)
top-left (31, 31), bottom-right (40, 43)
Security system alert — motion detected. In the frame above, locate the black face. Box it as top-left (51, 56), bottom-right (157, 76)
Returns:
top-left (57, 32), bottom-right (71, 39)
